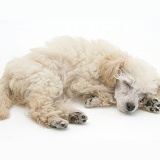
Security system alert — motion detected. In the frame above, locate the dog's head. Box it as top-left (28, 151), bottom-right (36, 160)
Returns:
top-left (100, 51), bottom-right (160, 113)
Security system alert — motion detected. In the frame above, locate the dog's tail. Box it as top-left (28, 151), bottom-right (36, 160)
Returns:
top-left (0, 77), bottom-right (13, 120)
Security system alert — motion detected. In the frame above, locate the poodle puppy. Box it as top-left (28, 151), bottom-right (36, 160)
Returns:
top-left (0, 36), bottom-right (160, 129)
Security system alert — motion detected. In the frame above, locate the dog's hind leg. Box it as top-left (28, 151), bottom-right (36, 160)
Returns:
top-left (27, 94), bottom-right (88, 128)
top-left (28, 99), bottom-right (70, 129)
top-left (0, 78), bottom-right (13, 120)
top-left (25, 75), bottom-right (69, 128)
top-left (25, 72), bottom-right (88, 128)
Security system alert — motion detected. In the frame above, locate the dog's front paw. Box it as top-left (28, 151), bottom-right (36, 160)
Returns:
top-left (69, 111), bottom-right (88, 124)
top-left (140, 98), bottom-right (160, 113)
top-left (85, 97), bottom-right (100, 108)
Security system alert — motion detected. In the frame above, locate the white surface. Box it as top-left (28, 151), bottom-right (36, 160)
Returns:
top-left (1, 0), bottom-right (160, 159)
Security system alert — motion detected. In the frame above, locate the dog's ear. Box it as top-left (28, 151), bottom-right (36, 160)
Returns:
top-left (100, 52), bottom-right (126, 88)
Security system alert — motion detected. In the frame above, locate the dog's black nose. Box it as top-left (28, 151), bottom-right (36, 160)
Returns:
top-left (126, 102), bottom-right (135, 111)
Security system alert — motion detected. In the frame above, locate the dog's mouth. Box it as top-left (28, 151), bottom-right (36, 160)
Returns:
top-left (118, 107), bottom-right (128, 113)
top-left (118, 108), bottom-right (137, 114)
top-left (117, 103), bottom-right (138, 114)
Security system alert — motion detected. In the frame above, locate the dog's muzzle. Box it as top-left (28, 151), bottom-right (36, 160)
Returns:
top-left (126, 102), bottom-right (135, 112)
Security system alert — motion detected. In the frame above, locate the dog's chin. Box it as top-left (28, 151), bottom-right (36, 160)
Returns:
top-left (117, 107), bottom-right (127, 113)
top-left (117, 105), bottom-right (138, 114)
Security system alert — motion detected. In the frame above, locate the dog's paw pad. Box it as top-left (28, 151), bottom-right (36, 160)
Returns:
top-left (143, 98), bottom-right (160, 113)
top-left (50, 118), bottom-right (69, 129)
top-left (69, 111), bottom-right (88, 124)
top-left (85, 97), bottom-right (100, 108)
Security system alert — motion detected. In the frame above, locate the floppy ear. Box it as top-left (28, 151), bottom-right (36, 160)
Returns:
top-left (100, 53), bottom-right (125, 88)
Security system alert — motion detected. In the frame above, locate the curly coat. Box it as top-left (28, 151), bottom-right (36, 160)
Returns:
top-left (0, 36), bottom-right (160, 128)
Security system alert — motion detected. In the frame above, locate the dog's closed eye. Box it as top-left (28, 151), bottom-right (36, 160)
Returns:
top-left (123, 81), bottom-right (132, 89)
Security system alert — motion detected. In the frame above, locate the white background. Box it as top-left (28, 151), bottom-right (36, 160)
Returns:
top-left (1, 0), bottom-right (160, 159)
